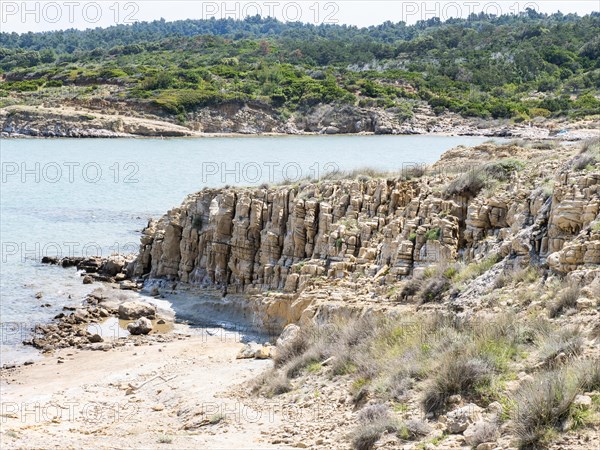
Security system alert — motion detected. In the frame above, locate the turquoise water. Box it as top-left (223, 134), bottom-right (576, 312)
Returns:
top-left (0, 135), bottom-right (497, 363)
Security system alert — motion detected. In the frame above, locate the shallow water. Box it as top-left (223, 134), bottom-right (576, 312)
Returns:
top-left (0, 135), bottom-right (500, 364)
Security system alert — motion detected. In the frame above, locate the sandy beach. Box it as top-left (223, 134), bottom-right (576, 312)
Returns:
top-left (0, 330), bottom-right (289, 449)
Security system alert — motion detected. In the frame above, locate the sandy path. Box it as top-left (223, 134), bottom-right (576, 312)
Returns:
top-left (0, 331), bottom-right (290, 449)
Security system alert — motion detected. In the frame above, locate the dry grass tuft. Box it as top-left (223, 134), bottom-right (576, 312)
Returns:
top-left (548, 283), bottom-right (580, 318)
top-left (512, 368), bottom-right (579, 448)
top-left (422, 354), bottom-right (494, 415)
top-left (537, 326), bottom-right (584, 368)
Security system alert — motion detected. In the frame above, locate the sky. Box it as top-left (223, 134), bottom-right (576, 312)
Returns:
top-left (1, 1), bottom-right (598, 33)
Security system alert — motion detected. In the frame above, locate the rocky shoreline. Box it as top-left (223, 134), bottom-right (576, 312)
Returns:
top-left (2, 103), bottom-right (598, 140)
top-left (19, 137), bottom-right (600, 362)
top-left (8, 254), bottom-right (277, 370)
top-left (3, 138), bottom-right (599, 449)
top-left (5, 256), bottom-right (170, 363)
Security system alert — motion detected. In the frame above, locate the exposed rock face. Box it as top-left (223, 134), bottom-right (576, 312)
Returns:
top-left (2, 102), bottom-right (566, 138)
top-left (133, 177), bottom-right (450, 289)
top-left (133, 144), bottom-right (599, 294)
top-left (1, 105), bottom-right (193, 137)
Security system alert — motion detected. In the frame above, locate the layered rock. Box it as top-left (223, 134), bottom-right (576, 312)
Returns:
top-left (132, 143), bottom-right (600, 297)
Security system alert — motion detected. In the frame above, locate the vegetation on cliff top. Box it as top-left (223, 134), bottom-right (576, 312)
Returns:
top-left (1, 11), bottom-right (599, 121)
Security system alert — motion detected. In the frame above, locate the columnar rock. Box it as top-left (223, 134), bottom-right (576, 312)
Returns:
top-left (132, 144), bottom-right (600, 293)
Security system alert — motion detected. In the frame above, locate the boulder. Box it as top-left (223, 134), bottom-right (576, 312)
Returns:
top-left (127, 317), bottom-right (153, 335)
top-left (276, 324), bottom-right (300, 348)
top-left (100, 259), bottom-right (124, 276)
top-left (255, 345), bottom-right (274, 359)
top-left (463, 421), bottom-right (498, 446)
top-left (90, 343), bottom-right (113, 351)
top-left (82, 275), bottom-right (93, 284)
top-left (236, 342), bottom-right (260, 359)
top-left (118, 301), bottom-right (157, 320)
top-left (41, 256), bottom-right (58, 264)
top-left (573, 395), bottom-right (592, 407)
top-left (476, 444), bottom-right (495, 450)
top-left (119, 280), bottom-right (138, 290)
top-left (446, 403), bottom-right (483, 434)
top-left (89, 334), bottom-right (103, 343)
top-left (576, 298), bottom-right (594, 311)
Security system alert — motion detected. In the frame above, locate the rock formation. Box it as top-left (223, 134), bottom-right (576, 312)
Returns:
top-left (132, 143), bottom-right (600, 298)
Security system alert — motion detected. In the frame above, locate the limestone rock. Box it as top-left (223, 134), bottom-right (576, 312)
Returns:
top-left (277, 324), bottom-right (300, 347)
top-left (119, 280), bottom-right (138, 290)
top-left (573, 395), bottom-right (592, 407)
top-left (237, 342), bottom-right (261, 359)
top-left (255, 345), bottom-right (274, 359)
top-left (127, 317), bottom-right (153, 335)
top-left (446, 403), bottom-right (483, 434)
top-left (118, 301), bottom-right (157, 320)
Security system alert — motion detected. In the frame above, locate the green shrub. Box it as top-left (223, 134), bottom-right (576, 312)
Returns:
top-left (424, 228), bottom-right (441, 241)
top-left (44, 79), bottom-right (63, 88)
top-left (154, 89), bottom-right (228, 113)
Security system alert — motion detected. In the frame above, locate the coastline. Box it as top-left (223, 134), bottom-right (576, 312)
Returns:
top-left (0, 330), bottom-right (287, 449)
top-left (1, 137), bottom-right (599, 449)
top-left (2, 103), bottom-right (598, 141)
top-left (3, 127), bottom-right (598, 141)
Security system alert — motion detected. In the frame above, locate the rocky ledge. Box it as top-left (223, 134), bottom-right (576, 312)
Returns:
top-left (129, 140), bottom-right (599, 327)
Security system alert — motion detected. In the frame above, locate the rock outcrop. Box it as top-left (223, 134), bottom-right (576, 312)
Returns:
top-left (132, 143), bottom-right (600, 302)
top-left (2, 102), bottom-right (575, 139)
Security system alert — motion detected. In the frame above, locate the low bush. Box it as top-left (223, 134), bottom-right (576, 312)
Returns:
top-left (357, 403), bottom-right (391, 424)
top-left (398, 419), bottom-right (431, 440)
top-left (453, 255), bottom-right (501, 285)
top-left (512, 369), bottom-right (579, 448)
top-left (350, 404), bottom-right (399, 450)
top-left (574, 358), bottom-right (600, 391)
top-left (445, 159), bottom-right (524, 197)
top-left (251, 369), bottom-right (292, 397)
top-left (398, 278), bottom-right (422, 301)
top-left (579, 136), bottom-right (600, 154)
top-left (419, 276), bottom-right (450, 303)
top-left (548, 283), bottom-right (580, 318)
top-left (424, 228), bottom-right (441, 241)
top-left (446, 170), bottom-right (486, 197)
top-left (350, 418), bottom-right (398, 450)
top-left (423, 353), bottom-right (494, 415)
top-left (571, 153), bottom-right (597, 171)
top-left (537, 326), bottom-right (584, 368)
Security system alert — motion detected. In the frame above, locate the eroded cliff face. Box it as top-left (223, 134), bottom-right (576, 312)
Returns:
top-left (3, 102), bottom-right (580, 138)
top-left (132, 143), bottom-right (600, 303)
